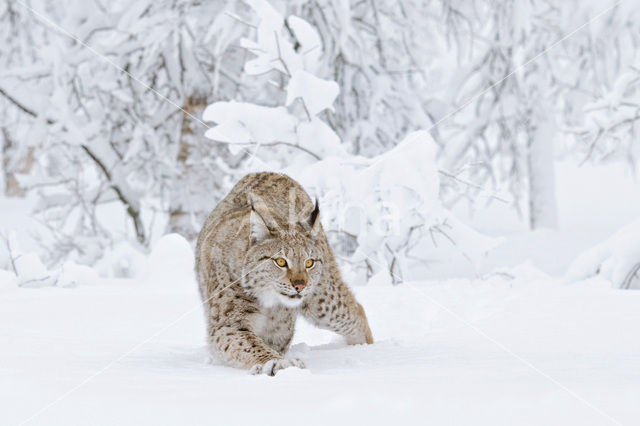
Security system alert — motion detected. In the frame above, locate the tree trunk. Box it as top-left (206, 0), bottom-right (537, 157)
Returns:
top-left (2, 128), bottom-right (34, 197)
top-left (527, 109), bottom-right (557, 230)
top-left (167, 95), bottom-right (208, 239)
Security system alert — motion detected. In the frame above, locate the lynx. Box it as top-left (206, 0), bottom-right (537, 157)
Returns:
top-left (196, 172), bottom-right (373, 375)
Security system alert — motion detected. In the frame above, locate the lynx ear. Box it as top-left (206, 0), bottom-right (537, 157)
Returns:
top-left (307, 198), bottom-right (320, 232)
top-left (249, 200), bottom-right (273, 244)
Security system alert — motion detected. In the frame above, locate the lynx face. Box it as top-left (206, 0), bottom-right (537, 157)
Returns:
top-left (241, 201), bottom-right (323, 307)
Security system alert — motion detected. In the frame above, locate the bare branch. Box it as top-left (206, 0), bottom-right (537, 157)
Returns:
top-left (80, 145), bottom-right (146, 244)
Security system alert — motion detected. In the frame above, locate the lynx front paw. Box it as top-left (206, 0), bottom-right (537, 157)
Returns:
top-left (250, 358), bottom-right (305, 376)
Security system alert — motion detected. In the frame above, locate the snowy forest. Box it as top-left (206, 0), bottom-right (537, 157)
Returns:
top-left (1, 0), bottom-right (640, 424)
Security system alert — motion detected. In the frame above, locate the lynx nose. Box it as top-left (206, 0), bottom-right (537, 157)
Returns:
top-left (292, 280), bottom-right (306, 293)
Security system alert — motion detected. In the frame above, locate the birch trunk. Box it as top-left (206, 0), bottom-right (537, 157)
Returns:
top-left (527, 108), bottom-right (557, 230)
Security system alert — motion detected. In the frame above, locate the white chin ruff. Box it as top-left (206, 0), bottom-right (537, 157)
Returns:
top-left (277, 293), bottom-right (304, 307)
top-left (256, 287), bottom-right (304, 308)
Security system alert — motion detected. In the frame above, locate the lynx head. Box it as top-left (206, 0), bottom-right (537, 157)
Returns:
top-left (242, 198), bottom-right (323, 308)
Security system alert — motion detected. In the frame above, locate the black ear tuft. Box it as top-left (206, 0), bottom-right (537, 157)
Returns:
top-left (308, 198), bottom-right (320, 229)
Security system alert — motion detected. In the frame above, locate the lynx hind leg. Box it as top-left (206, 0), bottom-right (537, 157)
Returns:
top-left (302, 278), bottom-right (374, 345)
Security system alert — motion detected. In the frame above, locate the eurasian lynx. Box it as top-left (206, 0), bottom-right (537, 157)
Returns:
top-left (196, 172), bottom-right (373, 375)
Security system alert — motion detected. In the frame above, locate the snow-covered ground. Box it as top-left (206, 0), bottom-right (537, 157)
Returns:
top-left (2, 161), bottom-right (639, 426)
top-left (1, 271), bottom-right (639, 426)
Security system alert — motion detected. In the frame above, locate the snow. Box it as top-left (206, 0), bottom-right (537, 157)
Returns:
top-left (1, 159), bottom-right (639, 425)
top-left (5, 232), bottom-right (55, 288)
top-left (286, 15), bottom-right (322, 72)
top-left (56, 261), bottom-right (100, 288)
top-left (286, 70), bottom-right (339, 116)
top-left (453, 160), bottom-right (640, 283)
top-left (0, 268), bottom-right (18, 290)
top-left (202, 101), bottom-right (297, 147)
top-left (12, 252), bottom-right (54, 288)
top-left (566, 218), bottom-right (640, 289)
top-left (296, 117), bottom-right (346, 158)
top-left (287, 131), bottom-right (501, 281)
top-left (1, 268), bottom-right (639, 426)
top-left (240, 0), bottom-right (301, 76)
top-left (3, 159), bottom-right (640, 424)
top-left (94, 242), bottom-right (148, 279)
top-left (141, 233), bottom-right (196, 288)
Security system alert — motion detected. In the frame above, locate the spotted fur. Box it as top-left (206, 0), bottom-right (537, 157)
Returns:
top-left (196, 172), bottom-right (373, 375)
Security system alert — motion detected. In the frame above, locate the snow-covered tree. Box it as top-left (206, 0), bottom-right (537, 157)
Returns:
top-left (0, 0), bottom-right (251, 265)
top-left (2, 0), bottom-right (639, 280)
top-left (202, 0), bottom-right (500, 283)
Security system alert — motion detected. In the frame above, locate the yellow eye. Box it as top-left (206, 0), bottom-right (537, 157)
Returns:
top-left (274, 257), bottom-right (287, 267)
top-left (305, 259), bottom-right (314, 268)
